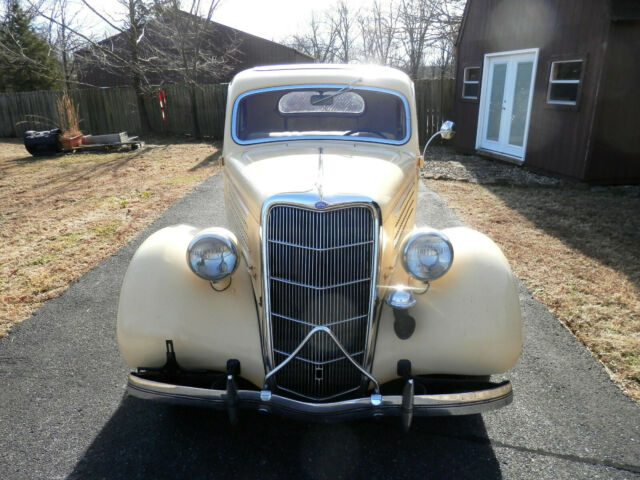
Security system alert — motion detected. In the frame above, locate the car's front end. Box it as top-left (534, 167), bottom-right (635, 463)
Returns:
top-left (118, 65), bottom-right (522, 429)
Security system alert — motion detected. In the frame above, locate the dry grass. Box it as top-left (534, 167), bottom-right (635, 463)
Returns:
top-left (0, 138), bottom-right (220, 336)
top-left (426, 179), bottom-right (640, 402)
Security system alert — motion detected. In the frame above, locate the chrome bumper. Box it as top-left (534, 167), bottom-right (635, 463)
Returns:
top-left (127, 373), bottom-right (513, 422)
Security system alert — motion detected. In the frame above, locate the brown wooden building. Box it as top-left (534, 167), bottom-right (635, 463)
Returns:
top-left (77, 16), bottom-right (313, 88)
top-left (453, 0), bottom-right (640, 184)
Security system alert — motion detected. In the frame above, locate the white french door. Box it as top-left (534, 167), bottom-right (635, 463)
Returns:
top-left (477, 49), bottom-right (538, 160)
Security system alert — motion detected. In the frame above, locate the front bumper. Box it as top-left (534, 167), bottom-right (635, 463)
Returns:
top-left (127, 373), bottom-right (513, 422)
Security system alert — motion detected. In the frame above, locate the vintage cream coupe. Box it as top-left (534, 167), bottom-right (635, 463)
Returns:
top-left (118, 64), bottom-right (522, 429)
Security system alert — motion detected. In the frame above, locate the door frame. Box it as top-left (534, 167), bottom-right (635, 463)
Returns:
top-left (475, 48), bottom-right (539, 163)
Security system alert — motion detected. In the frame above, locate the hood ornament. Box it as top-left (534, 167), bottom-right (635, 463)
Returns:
top-left (315, 147), bottom-right (327, 209)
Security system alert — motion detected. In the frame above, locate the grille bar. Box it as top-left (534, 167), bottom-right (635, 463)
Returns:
top-left (264, 204), bottom-right (377, 401)
top-left (272, 312), bottom-right (368, 328)
top-left (268, 238), bottom-right (374, 251)
top-left (271, 276), bottom-right (371, 290)
top-left (273, 349), bottom-right (365, 365)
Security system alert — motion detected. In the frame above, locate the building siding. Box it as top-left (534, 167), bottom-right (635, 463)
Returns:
top-left (454, 0), bottom-right (616, 181)
top-left (586, 20), bottom-right (640, 183)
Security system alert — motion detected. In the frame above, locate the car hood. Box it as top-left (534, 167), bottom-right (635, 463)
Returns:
top-left (224, 143), bottom-right (417, 221)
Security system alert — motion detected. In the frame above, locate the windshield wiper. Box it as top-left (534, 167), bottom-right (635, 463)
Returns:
top-left (310, 77), bottom-right (362, 105)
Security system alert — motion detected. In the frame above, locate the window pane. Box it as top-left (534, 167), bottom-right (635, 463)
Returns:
top-left (462, 83), bottom-right (479, 98)
top-left (465, 67), bottom-right (480, 82)
top-left (486, 63), bottom-right (507, 142)
top-left (509, 61), bottom-right (533, 146)
top-left (552, 61), bottom-right (582, 81)
top-left (235, 87), bottom-right (408, 143)
top-left (549, 83), bottom-right (579, 103)
top-left (278, 91), bottom-right (365, 114)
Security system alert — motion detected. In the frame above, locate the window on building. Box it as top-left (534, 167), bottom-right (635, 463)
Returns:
top-left (547, 60), bottom-right (583, 105)
top-left (462, 67), bottom-right (480, 99)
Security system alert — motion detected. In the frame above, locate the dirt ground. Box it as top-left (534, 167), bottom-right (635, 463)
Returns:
top-left (422, 147), bottom-right (640, 402)
top-left (0, 138), bottom-right (220, 337)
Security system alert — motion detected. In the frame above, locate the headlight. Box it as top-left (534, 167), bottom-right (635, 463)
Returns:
top-left (186, 228), bottom-right (239, 282)
top-left (401, 229), bottom-right (453, 282)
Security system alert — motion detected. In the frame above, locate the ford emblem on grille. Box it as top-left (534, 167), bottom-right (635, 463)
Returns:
top-left (315, 201), bottom-right (328, 209)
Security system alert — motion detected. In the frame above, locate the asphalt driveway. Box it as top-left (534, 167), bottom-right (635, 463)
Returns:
top-left (0, 174), bottom-right (638, 479)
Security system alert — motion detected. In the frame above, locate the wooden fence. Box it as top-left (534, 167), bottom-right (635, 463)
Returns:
top-left (415, 78), bottom-right (455, 146)
top-left (0, 79), bottom-right (452, 142)
top-left (142, 84), bottom-right (227, 138)
top-left (0, 87), bottom-right (141, 138)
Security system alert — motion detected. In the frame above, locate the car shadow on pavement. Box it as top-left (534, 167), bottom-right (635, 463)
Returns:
top-left (67, 395), bottom-right (502, 480)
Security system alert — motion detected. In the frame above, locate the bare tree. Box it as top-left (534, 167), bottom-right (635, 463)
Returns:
top-left (150, 0), bottom-right (235, 84)
top-left (79, 0), bottom-right (154, 130)
top-left (290, 0), bottom-right (462, 77)
top-left (288, 11), bottom-right (338, 63)
top-left (36, 0), bottom-right (239, 135)
top-left (358, 0), bottom-right (399, 65)
top-left (431, 0), bottom-right (464, 78)
top-left (43, 0), bottom-right (85, 90)
top-left (397, 0), bottom-right (440, 79)
top-left (329, 0), bottom-right (357, 63)
top-left (148, 0), bottom-right (239, 137)
top-left (31, 0), bottom-right (156, 129)
top-left (288, 1), bottom-right (358, 64)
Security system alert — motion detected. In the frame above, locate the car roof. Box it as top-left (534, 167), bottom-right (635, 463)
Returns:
top-left (228, 64), bottom-right (415, 100)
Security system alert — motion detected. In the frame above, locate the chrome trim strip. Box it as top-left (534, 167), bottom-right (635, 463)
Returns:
top-left (393, 181), bottom-right (413, 216)
top-left (263, 326), bottom-right (320, 384)
top-left (362, 221), bottom-right (384, 384)
top-left (316, 147), bottom-right (324, 202)
top-left (263, 325), bottom-right (381, 393)
top-left (394, 187), bottom-right (415, 247)
top-left (260, 194), bottom-right (382, 394)
top-left (128, 374), bottom-right (513, 419)
top-left (231, 84), bottom-right (412, 146)
top-left (320, 326), bottom-right (380, 393)
top-left (224, 175), bottom-right (251, 257)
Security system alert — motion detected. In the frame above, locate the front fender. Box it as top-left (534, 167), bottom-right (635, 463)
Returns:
top-left (117, 225), bottom-right (264, 387)
top-left (372, 227), bottom-right (523, 383)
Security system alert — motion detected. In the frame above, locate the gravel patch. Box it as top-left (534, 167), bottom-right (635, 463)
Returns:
top-left (422, 147), bottom-right (640, 196)
top-left (421, 147), bottom-right (563, 186)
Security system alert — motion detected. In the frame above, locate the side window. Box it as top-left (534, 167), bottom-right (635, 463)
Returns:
top-left (547, 60), bottom-right (583, 105)
top-left (462, 67), bottom-right (480, 99)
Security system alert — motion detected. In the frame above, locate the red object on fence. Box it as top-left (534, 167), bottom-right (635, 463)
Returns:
top-left (158, 90), bottom-right (167, 121)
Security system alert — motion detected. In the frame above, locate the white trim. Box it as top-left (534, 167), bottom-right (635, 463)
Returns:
top-left (547, 59), bottom-right (583, 105)
top-left (462, 66), bottom-right (481, 99)
top-left (475, 48), bottom-right (539, 162)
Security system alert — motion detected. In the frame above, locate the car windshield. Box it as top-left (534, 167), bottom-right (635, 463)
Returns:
top-left (232, 85), bottom-right (410, 145)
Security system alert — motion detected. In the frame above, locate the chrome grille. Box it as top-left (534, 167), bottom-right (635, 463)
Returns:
top-left (265, 205), bottom-right (376, 401)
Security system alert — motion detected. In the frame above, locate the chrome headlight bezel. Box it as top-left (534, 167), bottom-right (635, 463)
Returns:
top-left (186, 228), bottom-right (239, 282)
top-left (401, 229), bottom-right (454, 282)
